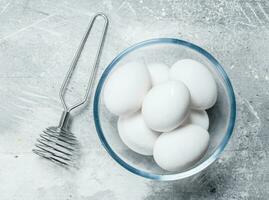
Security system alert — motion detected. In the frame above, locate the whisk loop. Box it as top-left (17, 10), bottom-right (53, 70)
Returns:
top-left (33, 13), bottom-right (109, 167)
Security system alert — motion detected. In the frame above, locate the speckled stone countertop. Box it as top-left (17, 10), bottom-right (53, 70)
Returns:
top-left (0, 0), bottom-right (268, 199)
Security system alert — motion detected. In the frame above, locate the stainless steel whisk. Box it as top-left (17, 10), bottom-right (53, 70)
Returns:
top-left (33, 13), bottom-right (109, 167)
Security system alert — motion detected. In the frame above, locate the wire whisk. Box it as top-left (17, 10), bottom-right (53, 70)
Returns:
top-left (33, 13), bottom-right (109, 167)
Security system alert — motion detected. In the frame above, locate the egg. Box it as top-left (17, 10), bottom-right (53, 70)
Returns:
top-left (183, 110), bottom-right (209, 130)
top-left (153, 124), bottom-right (210, 171)
top-left (169, 59), bottom-right (217, 110)
top-left (117, 111), bottom-right (160, 155)
top-left (103, 61), bottom-right (151, 116)
top-left (142, 80), bottom-right (190, 132)
top-left (147, 63), bottom-right (169, 86)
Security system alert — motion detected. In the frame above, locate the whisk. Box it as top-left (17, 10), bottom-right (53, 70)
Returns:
top-left (33, 13), bottom-right (109, 167)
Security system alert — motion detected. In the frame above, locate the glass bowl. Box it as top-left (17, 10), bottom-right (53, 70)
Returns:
top-left (93, 38), bottom-right (236, 181)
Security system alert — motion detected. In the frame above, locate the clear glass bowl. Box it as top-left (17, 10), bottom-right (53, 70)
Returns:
top-left (93, 38), bottom-right (236, 181)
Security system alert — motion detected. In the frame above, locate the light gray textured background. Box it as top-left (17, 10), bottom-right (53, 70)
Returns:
top-left (0, 0), bottom-right (269, 199)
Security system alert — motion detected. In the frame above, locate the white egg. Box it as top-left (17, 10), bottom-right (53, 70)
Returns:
top-left (142, 80), bottom-right (190, 132)
top-left (147, 63), bottom-right (169, 86)
top-left (183, 110), bottom-right (209, 130)
top-left (170, 59), bottom-right (217, 110)
top-left (153, 124), bottom-right (210, 172)
top-left (117, 111), bottom-right (160, 155)
top-left (104, 61), bottom-right (151, 116)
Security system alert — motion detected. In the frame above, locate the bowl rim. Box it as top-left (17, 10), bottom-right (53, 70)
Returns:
top-left (93, 38), bottom-right (236, 181)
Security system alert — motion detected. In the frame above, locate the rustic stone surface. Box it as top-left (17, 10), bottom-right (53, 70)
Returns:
top-left (0, 0), bottom-right (268, 199)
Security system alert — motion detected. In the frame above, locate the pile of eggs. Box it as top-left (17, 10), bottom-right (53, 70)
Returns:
top-left (103, 59), bottom-right (217, 172)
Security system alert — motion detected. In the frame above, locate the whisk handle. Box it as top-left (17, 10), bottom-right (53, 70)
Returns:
top-left (58, 111), bottom-right (71, 130)
top-left (59, 13), bottom-right (109, 112)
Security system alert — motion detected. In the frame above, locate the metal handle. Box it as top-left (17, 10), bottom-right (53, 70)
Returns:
top-left (59, 13), bottom-right (109, 113)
